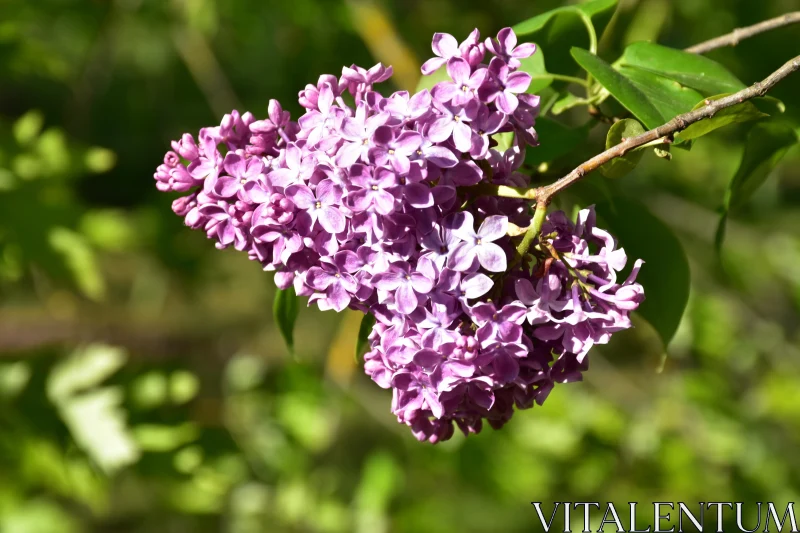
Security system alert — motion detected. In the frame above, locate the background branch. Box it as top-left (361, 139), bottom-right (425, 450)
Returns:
top-left (526, 54), bottom-right (800, 207)
top-left (685, 11), bottom-right (800, 54)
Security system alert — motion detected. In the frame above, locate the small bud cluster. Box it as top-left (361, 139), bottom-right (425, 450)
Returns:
top-left (154, 28), bottom-right (644, 442)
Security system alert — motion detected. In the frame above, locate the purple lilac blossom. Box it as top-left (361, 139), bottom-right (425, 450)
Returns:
top-left (153, 27), bottom-right (644, 443)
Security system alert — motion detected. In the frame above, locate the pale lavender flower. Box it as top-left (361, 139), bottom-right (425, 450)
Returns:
top-left (448, 212), bottom-right (509, 272)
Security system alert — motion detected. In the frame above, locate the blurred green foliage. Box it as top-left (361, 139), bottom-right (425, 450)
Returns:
top-left (1, 0), bottom-right (800, 532)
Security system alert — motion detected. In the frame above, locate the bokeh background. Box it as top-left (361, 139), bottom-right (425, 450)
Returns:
top-left (1, 0), bottom-right (800, 531)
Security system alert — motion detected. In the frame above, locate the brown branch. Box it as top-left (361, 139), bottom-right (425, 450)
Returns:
top-left (526, 54), bottom-right (800, 206)
top-left (685, 12), bottom-right (800, 54)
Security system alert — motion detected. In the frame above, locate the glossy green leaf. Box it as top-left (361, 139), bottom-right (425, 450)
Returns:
top-left (415, 65), bottom-right (450, 93)
top-left (516, 44), bottom-right (552, 94)
top-left (274, 288), bottom-right (301, 354)
top-left (600, 119), bottom-right (646, 178)
top-left (616, 42), bottom-right (746, 95)
top-left (716, 121), bottom-right (798, 250)
top-left (514, 0), bottom-right (617, 36)
top-left (596, 198), bottom-right (690, 349)
top-left (675, 94), bottom-right (767, 142)
top-left (571, 47), bottom-right (663, 129)
top-left (355, 313), bottom-right (376, 362)
top-left (524, 117), bottom-right (592, 168)
top-left (615, 65), bottom-right (703, 121)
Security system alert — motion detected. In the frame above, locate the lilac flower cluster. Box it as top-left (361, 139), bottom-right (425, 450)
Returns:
top-left (154, 28), bottom-right (644, 442)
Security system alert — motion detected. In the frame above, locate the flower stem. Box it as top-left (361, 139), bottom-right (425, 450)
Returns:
top-left (569, 7), bottom-right (598, 92)
top-left (531, 73), bottom-right (591, 87)
top-left (515, 200), bottom-right (548, 259)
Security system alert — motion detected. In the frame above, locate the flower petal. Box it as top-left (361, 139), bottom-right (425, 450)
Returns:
top-left (477, 215), bottom-right (508, 241)
top-left (476, 242), bottom-right (507, 272)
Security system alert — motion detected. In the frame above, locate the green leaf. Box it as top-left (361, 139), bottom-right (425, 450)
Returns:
top-left (550, 92), bottom-right (590, 115)
top-left (415, 65), bottom-right (450, 93)
top-left (273, 288), bottom-right (301, 354)
top-left (58, 387), bottom-right (140, 472)
top-left (716, 121), bottom-right (798, 250)
top-left (616, 42), bottom-right (746, 95)
top-left (356, 313), bottom-right (376, 361)
top-left (600, 119), bottom-right (646, 178)
top-left (48, 227), bottom-right (107, 301)
top-left (753, 96), bottom-right (785, 115)
top-left (516, 43), bottom-right (552, 94)
top-left (47, 344), bottom-right (140, 473)
top-left (492, 131), bottom-right (515, 153)
top-left (47, 344), bottom-right (127, 401)
top-left (615, 65), bottom-right (703, 122)
top-left (524, 117), bottom-right (592, 168)
top-left (13, 109), bottom-right (44, 146)
top-left (132, 423), bottom-right (199, 452)
top-left (84, 147), bottom-right (117, 173)
top-left (726, 122), bottom-right (798, 209)
top-left (571, 47), bottom-right (663, 129)
top-left (675, 94), bottom-right (767, 142)
top-left (595, 198), bottom-right (690, 349)
top-left (514, 0), bottom-right (617, 36)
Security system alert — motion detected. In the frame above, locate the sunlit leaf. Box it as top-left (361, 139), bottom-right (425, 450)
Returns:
top-left (12, 109), bottom-right (44, 146)
top-left (48, 226), bottom-right (106, 301)
top-left (58, 387), bottom-right (141, 473)
top-left (274, 288), bottom-right (300, 354)
top-left (491, 131), bottom-right (515, 153)
top-left (132, 423), bottom-right (200, 452)
top-left (84, 147), bottom-right (117, 174)
top-left (0, 362), bottom-right (31, 398)
top-left (514, 0), bottom-right (618, 36)
top-left (276, 393), bottom-right (335, 452)
top-left (616, 42), bottom-right (746, 95)
top-left (354, 451), bottom-right (403, 528)
top-left (676, 94), bottom-right (767, 142)
top-left (596, 198), bottom-right (690, 349)
top-left (600, 119), bottom-right (646, 178)
top-left (170, 370), bottom-right (200, 404)
top-left (225, 353), bottom-right (267, 392)
top-left (37, 129), bottom-right (71, 175)
top-left (130, 371), bottom-right (169, 409)
top-left (47, 344), bottom-right (127, 400)
top-left (615, 65), bottom-right (703, 122)
top-left (571, 47), bottom-right (663, 129)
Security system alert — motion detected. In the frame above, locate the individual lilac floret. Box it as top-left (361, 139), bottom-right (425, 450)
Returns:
top-left (485, 27), bottom-right (537, 69)
top-left (447, 211), bottom-right (509, 272)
